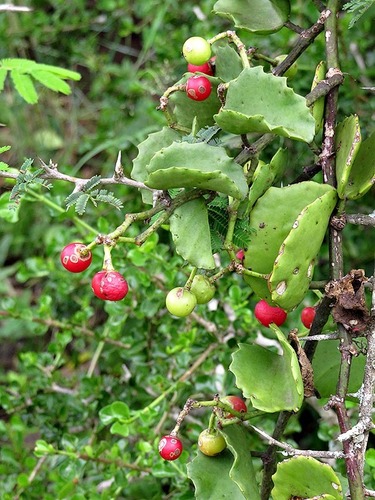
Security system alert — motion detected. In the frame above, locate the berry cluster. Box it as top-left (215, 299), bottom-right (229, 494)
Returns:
top-left (158, 395), bottom-right (247, 461)
top-left (182, 36), bottom-right (214, 102)
top-left (60, 242), bottom-right (129, 302)
top-left (253, 298), bottom-right (316, 330)
top-left (166, 274), bottom-right (215, 318)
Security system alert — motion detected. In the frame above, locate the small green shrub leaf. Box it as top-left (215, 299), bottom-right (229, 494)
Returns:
top-left (10, 70), bottom-right (38, 104)
top-left (32, 70), bottom-right (72, 95)
top-left (99, 401), bottom-right (130, 425)
top-left (344, 129), bottom-right (375, 199)
top-left (271, 456), bottom-right (342, 499)
top-left (214, 67), bottom-right (315, 143)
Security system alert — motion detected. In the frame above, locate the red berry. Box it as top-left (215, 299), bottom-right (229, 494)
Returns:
top-left (91, 271), bottom-right (129, 301)
top-left (186, 75), bottom-right (212, 101)
top-left (236, 249), bottom-right (245, 261)
top-left (187, 61), bottom-right (213, 75)
top-left (301, 306), bottom-right (316, 329)
top-left (222, 395), bottom-right (247, 418)
top-left (254, 299), bottom-right (287, 327)
top-left (60, 242), bottom-right (92, 273)
top-left (158, 435), bottom-right (183, 461)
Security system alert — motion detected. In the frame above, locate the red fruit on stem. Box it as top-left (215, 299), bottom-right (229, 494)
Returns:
top-left (186, 75), bottom-right (212, 101)
top-left (60, 242), bottom-right (92, 273)
top-left (158, 435), bottom-right (183, 461)
top-left (91, 271), bottom-right (129, 301)
top-left (236, 249), bottom-right (245, 261)
top-left (254, 299), bottom-right (287, 327)
top-left (222, 395), bottom-right (247, 418)
top-left (301, 306), bottom-right (316, 329)
top-left (187, 61), bottom-right (213, 75)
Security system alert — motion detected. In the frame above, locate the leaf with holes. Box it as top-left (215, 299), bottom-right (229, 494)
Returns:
top-left (170, 198), bottom-right (215, 269)
top-left (268, 188), bottom-right (337, 310)
top-left (145, 142), bottom-right (248, 200)
top-left (214, 67), bottom-right (315, 143)
top-left (244, 182), bottom-right (336, 305)
top-left (229, 326), bottom-right (303, 412)
top-left (344, 129), bottom-right (375, 199)
top-left (213, 0), bottom-right (290, 34)
top-left (335, 115), bottom-right (362, 199)
top-left (271, 456), bottom-right (342, 499)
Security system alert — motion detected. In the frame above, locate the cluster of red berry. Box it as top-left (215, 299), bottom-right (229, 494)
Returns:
top-left (60, 242), bottom-right (129, 301)
top-left (158, 395), bottom-right (247, 461)
top-left (254, 299), bottom-right (316, 329)
top-left (182, 36), bottom-right (214, 102)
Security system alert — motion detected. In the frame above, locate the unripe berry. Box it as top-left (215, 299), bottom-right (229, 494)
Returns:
top-left (60, 242), bottom-right (92, 273)
top-left (301, 306), bottom-right (316, 329)
top-left (254, 299), bottom-right (287, 327)
top-left (182, 37), bottom-right (211, 66)
top-left (187, 61), bottom-right (214, 76)
top-left (190, 275), bottom-right (215, 304)
top-left (91, 271), bottom-right (129, 301)
top-left (166, 287), bottom-right (197, 317)
top-left (198, 429), bottom-right (226, 456)
top-left (186, 75), bottom-right (212, 101)
top-left (158, 435), bottom-right (183, 461)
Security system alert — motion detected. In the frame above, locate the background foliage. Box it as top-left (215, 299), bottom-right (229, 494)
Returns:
top-left (0, 1), bottom-right (374, 499)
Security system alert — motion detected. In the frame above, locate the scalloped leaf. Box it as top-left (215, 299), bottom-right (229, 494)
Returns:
top-left (213, 0), bottom-right (290, 34)
top-left (344, 129), bottom-right (375, 199)
top-left (271, 456), bottom-right (342, 499)
top-left (145, 142), bottom-right (248, 200)
top-left (131, 127), bottom-right (182, 204)
top-left (335, 115), bottom-right (362, 199)
top-left (214, 67), bottom-right (315, 143)
top-left (170, 198), bottom-right (215, 269)
top-left (187, 449), bottom-right (246, 500)
top-left (215, 44), bottom-right (243, 82)
top-left (10, 70), bottom-right (38, 104)
top-left (269, 188), bottom-right (337, 310)
top-left (243, 182), bottom-right (336, 304)
top-left (229, 327), bottom-right (304, 412)
top-left (222, 425), bottom-right (261, 500)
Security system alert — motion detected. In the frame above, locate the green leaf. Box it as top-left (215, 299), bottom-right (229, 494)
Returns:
top-left (1, 58), bottom-right (37, 72)
top-left (271, 456), bottom-right (342, 499)
top-left (248, 148), bottom-right (288, 211)
top-left (313, 340), bottom-right (366, 398)
top-left (29, 62), bottom-right (81, 81)
top-left (131, 127), bottom-right (182, 204)
top-left (310, 61), bottom-right (326, 134)
top-left (99, 401), bottom-right (130, 425)
top-left (170, 198), bottom-right (215, 269)
top-left (32, 70), bottom-right (72, 95)
top-left (344, 129), bottom-right (375, 199)
top-left (0, 145), bottom-right (11, 154)
top-left (222, 425), bottom-right (261, 500)
top-left (335, 115), bottom-right (362, 199)
top-left (229, 327), bottom-right (304, 412)
top-left (243, 182), bottom-right (336, 306)
top-left (110, 421), bottom-right (130, 437)
top-left (268, 188), bottom-right (337, 310)
top-left (0, 68), bottom-right (7, 91)
top-left (34, 439), bottom-right (55, 457)
top-left (214, 67), bottom-right (315, 143)
top-left (215, 44), bottom-right (243, 82)
top-left (10, 69), bottom-right (38, 104)
top-left (213, 0), bottom-right (290, 34)
top-left (145, 142), bottom-right (248, 200)
top-left (0, 192), bottom-right (19, 223)
top-left (187, 449), bottom-right (246, 499)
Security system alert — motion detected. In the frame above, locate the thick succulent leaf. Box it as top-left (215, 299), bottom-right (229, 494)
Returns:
top-left (131, 127), bottom-right (182, 204)
top-left (214, 67), bottom-right (315, 143)
top-left (271, 456), bottom-right (342, 500)
top-left (248, 148), bottom-right (287, 211)
top-left (335, 115), bottom-right (362, 199)
top-left (170, 198), bottom-right (215, 269)
top-left (215, 44), bottom-right (243, 82)
top-left (145, 142), bottom-right (248, 199)
top-left (213, 0), bottom-right (290, 34)
top-left (222, 425), bottom-right (261, 500)
top-left (187, 449), bottom-right (245, 500)
top-left (313, 340), bottom-right (366, 398)
top-left (344, 129), bottom-right (375, 199)
top-left (229, 327), bottom-right (304, 412)
top-left (310, 61), bottom-right (326, 134)
top-left (169, 75), bottom-right (221, 130)
top-left (269, 189), bottom-right (337, 310)
top-left (243, 182), bottom-right (336, 303)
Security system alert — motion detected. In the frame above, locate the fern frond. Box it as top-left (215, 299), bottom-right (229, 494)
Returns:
top-left (343, 0), bottom-right (374, 27)
top-left (9, 160), bottom-right (52, 205)
top-left (10, 70), bottom-right (38, 104)
top-left (95, 190), bottom-right (123, 210)
top-left (32, 70), bottom-right (71, 95)
top-left (65, 191), bottom-right (83, 210)
top-left (75, 194), bottom-right (90, 215)
top-left (83, 175), bottom-right (102, 192)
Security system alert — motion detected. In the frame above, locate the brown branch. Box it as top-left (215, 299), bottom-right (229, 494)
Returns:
top-left (346, 214), bottom-right (375, 226)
